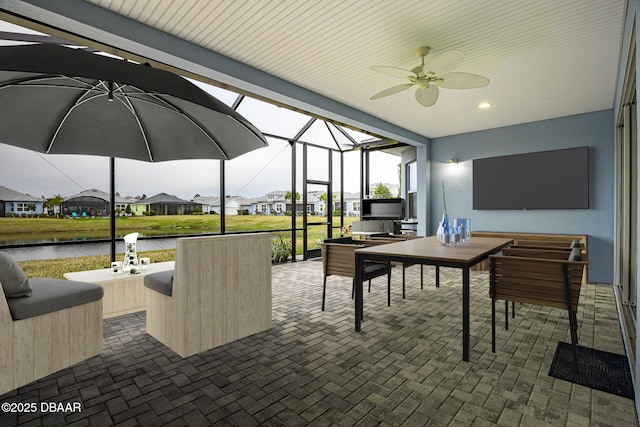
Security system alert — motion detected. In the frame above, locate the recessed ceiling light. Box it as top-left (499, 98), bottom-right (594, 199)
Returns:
top-left (478, 102), bottom-right (492, 109)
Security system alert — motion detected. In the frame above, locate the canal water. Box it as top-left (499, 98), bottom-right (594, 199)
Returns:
top-left (2, 237), bottom-right (178, 262)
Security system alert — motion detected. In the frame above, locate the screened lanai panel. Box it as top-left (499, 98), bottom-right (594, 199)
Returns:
top-left (299, 119), bottom-right (341, 149)
top-left (326, 123), bottom-right (358, 151)
top-left (187, 78), bottom-right (239, 107)
top-left (368, 151), bottom-right (402, 197)
top-left (0, 145), bottom-right (109, 244)
top-left (341, 150), bottom-right (361, 193)
top-left (225, 136), bottom-right (290, 231)
top-left (305, 145), bottom-right (330, 182)
top-left (235, 96), bottom-right (312, 138)
top-left (342, 127), bottom-right (376, 145)
top-left (114, 157), bottom-right (221, 233)
top-left (331, 150), bottom-right (342, 195)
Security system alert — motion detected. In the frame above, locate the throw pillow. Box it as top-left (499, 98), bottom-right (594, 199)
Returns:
top-left (0, 252), bottom-right (32, 297)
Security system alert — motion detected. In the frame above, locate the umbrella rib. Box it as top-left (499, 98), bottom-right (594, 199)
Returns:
top-left (48, 80), bottom-right (111, 153)
top-left (115, 88), bottom-right (155, 162)
top-left (121, 89), bottom-right (232, 160)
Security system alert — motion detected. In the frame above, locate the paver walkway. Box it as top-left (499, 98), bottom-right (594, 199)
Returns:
top-left (1, 261), bottom-right (637, 426)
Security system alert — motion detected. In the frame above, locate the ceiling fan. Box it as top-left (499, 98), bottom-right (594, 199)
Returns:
top-left (370, 46), bottom-right (489, 107)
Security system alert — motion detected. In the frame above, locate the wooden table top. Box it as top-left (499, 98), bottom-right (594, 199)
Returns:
top-left (355, 236), bottom-right (514, 265)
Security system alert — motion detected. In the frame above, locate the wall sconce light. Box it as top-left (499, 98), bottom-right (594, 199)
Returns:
top-left (448, 157), bottom-right (459, 166)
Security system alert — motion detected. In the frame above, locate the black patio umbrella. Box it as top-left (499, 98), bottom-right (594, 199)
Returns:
top-left (0, 43), bottom-right (268, 161)
top-left (0, 43), bottom-right (269, 260)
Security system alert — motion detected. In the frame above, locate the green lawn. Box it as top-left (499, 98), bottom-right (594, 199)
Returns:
top-left (0, 214), bottom-right (352, 236)
top-left (3, 215), bottom-right (356, 278)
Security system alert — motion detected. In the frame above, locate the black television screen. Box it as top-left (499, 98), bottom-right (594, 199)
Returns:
top-left (473, 147), bottom-right (589, 210)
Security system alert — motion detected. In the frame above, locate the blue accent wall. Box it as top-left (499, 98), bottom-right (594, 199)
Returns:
top-left (429, 110), bottom-right (614, 283)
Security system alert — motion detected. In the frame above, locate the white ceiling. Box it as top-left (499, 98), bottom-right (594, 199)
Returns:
top-left (11, 0), bottom-right (632, 140)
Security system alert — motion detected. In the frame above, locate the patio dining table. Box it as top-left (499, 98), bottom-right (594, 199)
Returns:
top-left (354, 236), bottom-right (513, 362)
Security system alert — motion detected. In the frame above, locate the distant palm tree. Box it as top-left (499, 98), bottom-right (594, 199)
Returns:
top-left (319, 192), bottom-right (337, 216)
top-left (285, 191), bottom-right (300, 200)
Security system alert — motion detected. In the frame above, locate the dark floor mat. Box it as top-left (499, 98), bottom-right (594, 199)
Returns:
top-left (548, 341), bottom-right (634, 400)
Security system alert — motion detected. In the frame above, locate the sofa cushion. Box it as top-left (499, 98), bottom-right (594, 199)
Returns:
top-left (144, 270), bottom-right (174, 297)
top-left (0, 252), bottom-right (32, 298)
top-left (6, 278), bottom-right (104, 320)
top-left (363, 262), bottom-right (389, 279)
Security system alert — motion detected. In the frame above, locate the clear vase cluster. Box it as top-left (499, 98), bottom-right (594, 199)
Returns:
top-left (437, 214), bottom-right (470, 246)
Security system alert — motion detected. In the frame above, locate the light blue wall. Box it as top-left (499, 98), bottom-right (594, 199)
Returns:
top-left (428, 110), bottom-right (614, 283)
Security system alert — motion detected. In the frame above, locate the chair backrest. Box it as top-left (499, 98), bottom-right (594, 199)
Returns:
top-left (321, 242), bottom-right (361, 278)
top-left (170, 233), bottom-right (272, 356)
top-left (513, 239), bottom-right (583, 251)
top-left (502, 247), bottom-right (577, 260)
top-left (490, 252), bottom-right (589, 311)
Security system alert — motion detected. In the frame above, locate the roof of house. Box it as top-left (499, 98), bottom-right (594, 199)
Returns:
top-left (0, 185), bottom-right (41, 202)
top-left (193, 196), bottom-right (242, 207)
top-left (140, 193), bottom-right (193, 204)
top-left (63, 188), bottom-right (132, 203)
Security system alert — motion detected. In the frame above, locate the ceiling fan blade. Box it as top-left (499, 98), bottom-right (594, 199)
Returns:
top-left (435, 72), bottom-right (490, 89)
top-left (371, 65), bottom-right (415, 79)
top-left (422, 50), bottom-right (465, 75)
top-left (370, 83), bottom-right (414, 100)
top-left (415, 84), bottom-right (439, 107)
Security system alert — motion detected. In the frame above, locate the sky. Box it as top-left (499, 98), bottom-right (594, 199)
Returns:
top-left (0, 142), bottom-right (399, 200)
top-left (0, 21), bottom-right (402, 201)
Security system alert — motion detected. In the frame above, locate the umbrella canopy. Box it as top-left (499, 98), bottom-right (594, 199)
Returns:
top-left (0, 43), bottom-right (268, 161)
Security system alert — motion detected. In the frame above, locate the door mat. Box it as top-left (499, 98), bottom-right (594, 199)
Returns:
top-left (548, 342), bottom-right (634, 400)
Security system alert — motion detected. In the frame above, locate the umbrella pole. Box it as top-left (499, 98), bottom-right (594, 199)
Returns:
top-left (110, 157), bottom-right (116, 262)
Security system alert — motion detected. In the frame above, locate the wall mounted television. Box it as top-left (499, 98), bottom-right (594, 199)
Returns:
top-left (472, 146), bottom-right (589, 210)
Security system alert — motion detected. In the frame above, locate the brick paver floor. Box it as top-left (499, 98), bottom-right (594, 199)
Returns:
top-left (1, 261), bottom-right (637, 426)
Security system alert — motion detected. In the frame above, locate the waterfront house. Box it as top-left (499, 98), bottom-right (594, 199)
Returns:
top-left (334, 191), bottom-right (361, 216)
top-left (62, 188), bottom-right (130, 217)
top-left (192, 195), bottom-right (243, 215)
top-left (134, 192), bottom-right (199, 215)
top-left (0, 185), bottom-right (43, 216)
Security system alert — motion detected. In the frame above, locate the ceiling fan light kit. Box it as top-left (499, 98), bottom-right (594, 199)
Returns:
top-left (370, 46), bottom-right (490, 107)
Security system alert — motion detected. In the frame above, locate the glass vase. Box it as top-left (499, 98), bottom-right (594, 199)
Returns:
top-left (437, 213), bottom-right (451, 246)
top-left (454, 218), bottom-right (471, 243)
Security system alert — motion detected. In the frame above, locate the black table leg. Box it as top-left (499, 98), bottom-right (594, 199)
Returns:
top-left (462, 265), bottom-right (470, 362)
top-left (355, 252), bottom-right (363, 331)
top-left (436, 265), bottom-right (440, 288)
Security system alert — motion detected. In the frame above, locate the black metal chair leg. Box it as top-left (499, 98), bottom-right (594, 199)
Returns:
top-left (387, 272), bottom-right (391, 306)
top-left (512, 301), bottom-right (515, 318)
top-left (492, 297), bottom-right (496, 353)
top-left (322, 276), bottom-right (327, 311)
top-left (368, 279), bottom-right (372, 293)
top-left (505, 300), bottom-right (509, 330)
top-left (569, 310), bottom-right (579, 368)
top-left (402, 264), bottom-right (406, 299)
top-left (420, 264), bottom-right (424, 289)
